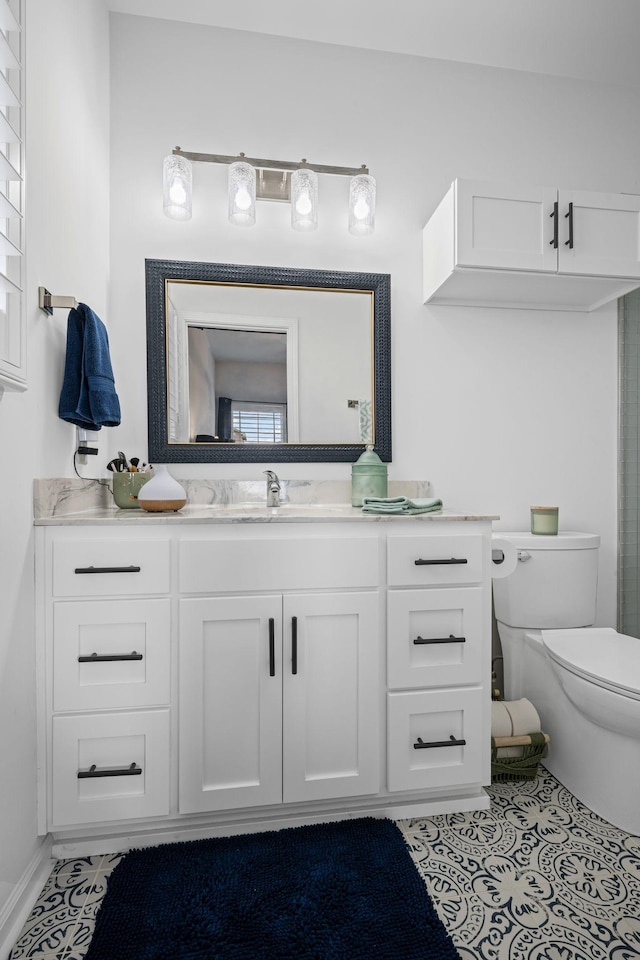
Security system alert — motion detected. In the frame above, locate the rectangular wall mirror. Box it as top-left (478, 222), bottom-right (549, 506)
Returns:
top-left (145, 259), bottom-right (391, 463)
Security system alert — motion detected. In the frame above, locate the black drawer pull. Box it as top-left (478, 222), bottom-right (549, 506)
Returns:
top-left (414, 558), bottom-right (468, 566)
top-left (414, 735), bottom-right (466, 750)
top-left (268, 618), bottom-right (275, 677)
top-left (74, 565), bottom-right (141, 575)
top-left (413, 634), bottom-right (466, 645)
top-left (78, 651), bottom-right (143, 663)
top-left (77, 762), bottom-right (142, 779)
top-left (291, 616), bottom-right (298, 675)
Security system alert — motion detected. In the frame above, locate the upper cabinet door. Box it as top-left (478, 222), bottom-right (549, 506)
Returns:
top-left (455, 180), bottom-right (559, 273)
top-left (558, 190), bottom-right (640, 279)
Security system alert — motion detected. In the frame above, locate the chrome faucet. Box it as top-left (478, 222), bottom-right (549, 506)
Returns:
top-left (264, 470), bottom-right (281, 507)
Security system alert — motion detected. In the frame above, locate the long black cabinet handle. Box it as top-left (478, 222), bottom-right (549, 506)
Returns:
top-left (549, 200), bottom-right (558, 248)
top-left (413, 634), bottom-right (466, 645)
top-left (414, 735), bottom-right (466, 750)
top-left (78, 651), bottom-right (143, 663)
top-left (291, 616), bottom-right (298, 675)
top-left (414, 557), bottom-right (468, 566)
top-left (77, 762), bottom-right (142, 779)
top-left (564, 202), bottom-right (574, 248)
top-left (268, 618), bottom-right (275, 677)
top-left (74, 565), bottom-right (141, 575)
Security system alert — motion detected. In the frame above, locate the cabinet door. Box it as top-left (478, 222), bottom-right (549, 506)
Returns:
top-left (179, 596), bottom-right (282, 814)
top-left (455, 180), bottom-right (558, 273)
top-left (558, 190), bottom-right (640, 279)
top-left (282, 592), bottom-right (380, 803)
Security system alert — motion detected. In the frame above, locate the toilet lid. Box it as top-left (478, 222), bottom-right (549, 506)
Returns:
top-left (542, 628), bottom-right (640, 699)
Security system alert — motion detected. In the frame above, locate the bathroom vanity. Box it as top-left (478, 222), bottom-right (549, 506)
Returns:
top-left (34, 485), bottom-right (496, 856)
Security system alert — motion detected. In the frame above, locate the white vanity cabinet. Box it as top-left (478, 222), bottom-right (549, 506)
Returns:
top-left (423, 179), bottom-right (640, 311)
top-left (36, 513), bottom-right (493, 851)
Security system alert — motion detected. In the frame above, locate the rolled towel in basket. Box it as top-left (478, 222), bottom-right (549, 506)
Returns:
top-left (504, 698), bottom-right (541, 737)
top-left (491, 701), bottom-right (512, 738)
top-left (492, 698), bottom-right (541, 758)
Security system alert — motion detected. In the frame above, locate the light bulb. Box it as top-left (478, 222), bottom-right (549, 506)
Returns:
top-left (349, 173), bottom-right (376, 236)
top-left (163, 154), bottom-right (192, 221)
top-left (169, 182), bottom-right (187, 206)
top-left (291, 167), bottom-right (318, 231)
top-left (228, 160), bottom-right (256, 227)
top-left (296, 191), bottom-right (312, 217)
top-left (235, 186), bottom-right (252, 211)
top-left (353, 196), bottom-right (370, 221)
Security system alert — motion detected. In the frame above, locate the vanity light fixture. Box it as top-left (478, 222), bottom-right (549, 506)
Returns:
top-left (162, 147), bottom-right (376, 235)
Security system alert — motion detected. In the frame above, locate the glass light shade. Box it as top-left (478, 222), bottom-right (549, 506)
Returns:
top-left (228, 161), bottom-right (256, 227)
top-left (291, 167), bottom-right (318, 232)
top-left (349, 173), bottom-right (376, 236)
top-left (163, 154), bottom-right (192, 221)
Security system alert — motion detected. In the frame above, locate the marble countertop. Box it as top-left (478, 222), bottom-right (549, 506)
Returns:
top-left (34, 503), bottom-right (497, 525)
top-left (33, 478), bottom-right (498, 525)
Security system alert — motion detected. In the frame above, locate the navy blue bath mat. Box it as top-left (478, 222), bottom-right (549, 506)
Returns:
top-left (85, 817), bottom-right (460, 960)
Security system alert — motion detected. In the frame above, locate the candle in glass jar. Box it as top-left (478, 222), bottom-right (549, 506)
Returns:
top-left (530, 505), bottom-right (559, 535)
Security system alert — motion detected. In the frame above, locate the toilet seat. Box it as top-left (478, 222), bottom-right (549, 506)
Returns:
top-left (542, 627), bottom-right (640, 701)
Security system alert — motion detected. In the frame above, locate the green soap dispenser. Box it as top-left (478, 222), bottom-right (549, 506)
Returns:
top-left (351, 445), bottom-right (388, 506)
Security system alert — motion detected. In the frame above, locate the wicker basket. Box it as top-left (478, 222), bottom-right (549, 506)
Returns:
top-left (490, 731), bottom-right (549, 782)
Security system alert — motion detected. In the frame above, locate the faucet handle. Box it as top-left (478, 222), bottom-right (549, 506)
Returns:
top-left (263, 470), bottom-right (280, 486)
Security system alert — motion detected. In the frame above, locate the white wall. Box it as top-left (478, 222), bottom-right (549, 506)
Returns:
top-left (108, 14), bottom-right (639, 624)
top-left (0, 0), bottom-right (110, 927)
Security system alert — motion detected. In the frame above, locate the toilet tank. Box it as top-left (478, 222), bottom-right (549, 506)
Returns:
top-left (493, 532), bottom-right (600, 629)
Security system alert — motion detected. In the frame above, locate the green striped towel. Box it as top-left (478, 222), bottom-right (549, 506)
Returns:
top-left (361, 496), bottom-right (443, 515)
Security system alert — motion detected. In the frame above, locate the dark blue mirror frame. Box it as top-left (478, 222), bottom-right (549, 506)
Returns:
top-left (145, 259), bottom-right (392, 463)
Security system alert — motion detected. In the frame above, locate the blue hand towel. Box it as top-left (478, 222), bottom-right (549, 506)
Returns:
top-left (361, 496), bottom-right (443, 515)
top-left (58, 303), bottom-right (121, 430)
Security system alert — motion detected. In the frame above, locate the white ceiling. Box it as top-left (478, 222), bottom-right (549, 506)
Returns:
top-left (106, 0), bottom-right (640, 88)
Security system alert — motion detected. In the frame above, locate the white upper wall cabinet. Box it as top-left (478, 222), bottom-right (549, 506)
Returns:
top-left (423, 179), bottom-right (640, 312)
top-left (0, 0), bottom-right (23, 390)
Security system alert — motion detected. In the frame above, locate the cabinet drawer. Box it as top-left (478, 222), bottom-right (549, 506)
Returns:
top-left (387, 688), bottom-right (484, 792)
top-left (180, 537), bottom-right (378, 593)
top-left (52, 600), bottom-right (171, 711)
top-left (52, 539), bottom-right (170, 597)
top-left (51, 710), bottom-right (170, 827)
top-left (387, 588), bottom-right (484, 689)
top-left (387, 534), bottom-right (484, 587)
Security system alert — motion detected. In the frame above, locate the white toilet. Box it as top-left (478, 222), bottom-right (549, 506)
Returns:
top-left (493, 531), bottom-right (640, 835)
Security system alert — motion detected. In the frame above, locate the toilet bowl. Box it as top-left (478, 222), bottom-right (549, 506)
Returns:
top-left (493, 533), bottom-right (640, 835)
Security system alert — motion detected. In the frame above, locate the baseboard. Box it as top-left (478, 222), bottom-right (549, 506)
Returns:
top-left (50, 790), bottom-right (491, 859)
top-left (0, 837), bottom-right (53, 960)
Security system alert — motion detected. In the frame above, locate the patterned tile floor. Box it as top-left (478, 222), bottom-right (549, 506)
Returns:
top-left (9, 768), bottom-right (640, 960)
